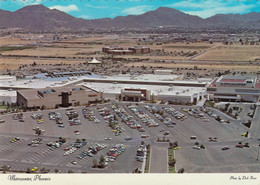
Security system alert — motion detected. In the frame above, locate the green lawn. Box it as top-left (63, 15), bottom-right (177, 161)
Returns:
top-left (204, 100), bottom-right (215, 107)
top-left (0, 105), bottom-right (8, 109)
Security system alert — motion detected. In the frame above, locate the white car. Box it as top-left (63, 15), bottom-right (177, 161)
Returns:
top-left (193, 145), bottom-right (200, 150)
top-left (71, 161), bottom-right (77, 165)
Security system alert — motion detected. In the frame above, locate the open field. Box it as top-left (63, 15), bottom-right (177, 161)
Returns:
top-left (124, 62), bottom-right (260, 72)
top-left (0, 38), bottom-right (34, 46)
top-left (1, 47), bottom-right (98, 57)
top-left (0, 58), bottom-right (85, 70)
top-left (194, 45), bottom-right (260, 61)
top-left (0, 36), bottom-right (259, 74)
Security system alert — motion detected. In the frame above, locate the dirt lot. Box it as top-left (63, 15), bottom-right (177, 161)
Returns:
top-left (124, 62), bottom-right (260, 72)
top-left (0, 38), bottom-right (34, 46)
top-left (0, 36), bottom-right (259, 73)
top-left (0, 58), bottom-right (84, 70)
top-left (194, 45), bottom-right (260, 61)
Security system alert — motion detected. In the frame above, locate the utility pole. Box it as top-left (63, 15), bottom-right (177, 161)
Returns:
top-left (257, 144), bottom-right (260, 161)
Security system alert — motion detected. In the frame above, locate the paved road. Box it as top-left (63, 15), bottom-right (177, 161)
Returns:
top-left (149, 146), bottom-right (168, 173)
top-left (249, 105), bottom-right (260, 140)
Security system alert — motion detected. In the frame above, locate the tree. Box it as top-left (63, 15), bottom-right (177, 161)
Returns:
top-left (224, 103), bottom-right (230, 111)
top-left (169, 142), bottom-right (174, 149)
top-left (68, 170), bottom-right (74, 173)
top-left (99, 154), bottom-right (105, 168)
top-left (82, 138), bottom-right (86, 142)
top-left (40, 167), bottom-right (46, 173)
top-left (92, 159), bottom-right (98, 168)
top-left (173, 141), bottom-right (178, 147)
top-left (178, 168), bottom-right (185, 173)
top-left (61, 138), bottom-right (66, 143)
top-left (26, 168), bottom-right (31, 173)
top-left (216, 116), bottom-right (221, 122)
top-left (168, 158), bottom-right (176, 167)
top-left (41, 105), bottom-right (46, 110)
top-left (54, 169), bottom-right (60, 173)
top-left (36, 129), bottom-right (42, 136)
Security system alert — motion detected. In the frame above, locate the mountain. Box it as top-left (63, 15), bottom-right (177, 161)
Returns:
top-left (0, 9), bottom-right (13, 28)
top-left (0, 5), bottom-right (259, 31)
top-left (205, 12), bottom-right (260, 27)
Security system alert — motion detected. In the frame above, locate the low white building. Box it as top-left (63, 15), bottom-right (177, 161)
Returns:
top-left (0, 90), bottom-right (17, 104)
top-left (154, 70), bottom-right (172, 75)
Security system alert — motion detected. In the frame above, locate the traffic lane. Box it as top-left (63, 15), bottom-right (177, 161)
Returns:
top-left (166, 111), bottom-right (243, 143)
top-left (249, 106), bottom-right (260, 140)
top-left (149, 146), bottom-right (168, 173)
top-left (107, 145), bottom-right (141, 173)
top-left (175, 142), bottom-right (260, 173)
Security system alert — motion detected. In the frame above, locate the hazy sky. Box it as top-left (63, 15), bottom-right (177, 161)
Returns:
top-left (0, 0), bottom-right (259, 19)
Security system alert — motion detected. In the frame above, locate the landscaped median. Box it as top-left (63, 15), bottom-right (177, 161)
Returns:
top-left (144, 144), bottom-right (150, 173)
top-left (168, 148), bottom-right (176, 173)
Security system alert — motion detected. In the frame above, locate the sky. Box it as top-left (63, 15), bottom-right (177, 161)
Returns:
top-left (0, 0), bottom-right (259, 19)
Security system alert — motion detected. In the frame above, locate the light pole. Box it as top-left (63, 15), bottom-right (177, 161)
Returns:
top-left (257, 144), bottom-right (260, 161)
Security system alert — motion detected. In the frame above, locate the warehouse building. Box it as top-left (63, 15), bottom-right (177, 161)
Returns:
top-left (17, 85), bottom-right (102, 109)
top-left (207, 75), bottom-right (260, 102)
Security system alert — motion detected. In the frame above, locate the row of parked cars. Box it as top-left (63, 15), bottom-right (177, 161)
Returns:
top-left (48, 111), bottom-right (63, 125)
top-left (128, 105), bottom-right (159, 127)
top-left (106, 144), bottom-right (126, 162)
top-left (182, 107), bottom-right (209, 122)
top-left (10, 137), bottom-right (20, 143)
top-left (200, 107), bottom-right (227, 123)
top-left (136, 144), bottom-right (146, 162)
top-left (48, 112), bottom-right (62, 120)
top-left (28, 138), bottom-right (42, 147)
top-left (97, 107), bottom-right (125, 136)
top-left (111, 105), bottom-right (145, 132)
top-left (77, 143), bottom-right (106, 159)
top-left (163, 106), bottom-right (186, 121)
top-left (64, 140), bottom-right (87, 156)
top-left (82, 108), bottom-right (100, 123)
top-left (31, 113), bottom-right (43, 120)
top-left (144, 105), bottom-right (176, 127)
top-left (222, 142), bottom-right (250, 151)
top-left (65, 109), bottom-right (81, 126)
top-left (12, 113), bottom-right (24, 122)
top-left (47, 138), bottom-right (66, 151)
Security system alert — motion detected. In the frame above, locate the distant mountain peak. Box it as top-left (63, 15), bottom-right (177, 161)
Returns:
top-left (15, 4), bottom-right (49, 12)
top-left (0, 5), bottom-right (259, 31)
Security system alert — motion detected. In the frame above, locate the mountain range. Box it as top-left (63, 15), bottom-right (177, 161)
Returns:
top-left (0, 5), bottom-right (259, 31)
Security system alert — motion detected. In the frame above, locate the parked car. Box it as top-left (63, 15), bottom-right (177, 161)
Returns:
top-left (222, 146), bottom-right (230, 150)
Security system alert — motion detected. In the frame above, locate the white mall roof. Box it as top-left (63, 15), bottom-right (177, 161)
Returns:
top-left (82, 82), bottom-right (206, 96)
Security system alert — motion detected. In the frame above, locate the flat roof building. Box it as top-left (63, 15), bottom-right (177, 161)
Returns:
top-left (17, 85), bottom-right (102, 108)
top-left (207, 75), bottom-right (260, 102)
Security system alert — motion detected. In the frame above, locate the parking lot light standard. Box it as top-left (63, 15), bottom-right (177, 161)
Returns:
top-left (257, 144), bottom-right (260, 161)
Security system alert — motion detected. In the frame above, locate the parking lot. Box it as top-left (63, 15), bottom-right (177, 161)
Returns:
top-left (0, 102), bottom-right (259, 173)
